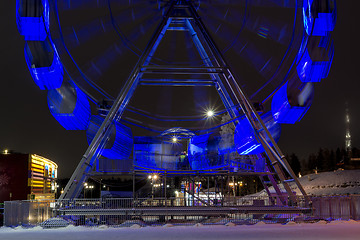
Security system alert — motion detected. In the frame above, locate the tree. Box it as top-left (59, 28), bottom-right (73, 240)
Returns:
top-left (322, 148), bottom-right (333, 171)
top-left (219, 113), bottom-right (235, 151)
top-left (308, 153), bottom-right (317, 172)
top-left (329, 149), bottom-right (336, 171)
top-left (335, 148), bottom-right (343, 167)
top-left (288, 153), bottom-right (301, 176)
top-left (316, 148), bottom-right (325, 171)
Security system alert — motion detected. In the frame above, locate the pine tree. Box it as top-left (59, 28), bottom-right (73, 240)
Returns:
top-left (329, 149), bottom-right (336, 170)
top-left (289, 153), bottom-right (301, 176)
top-left (219, 113), bottom-right (235, 151)
top-left (308, 153), bottom-right (317, 172)
top-left (316, 148), bottom-right (325, 171)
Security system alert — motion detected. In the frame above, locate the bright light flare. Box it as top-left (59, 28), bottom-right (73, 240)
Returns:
top-left (206, 110), bottom-right (214, 118)
top-left (172, 137), bottom-right (178, 143)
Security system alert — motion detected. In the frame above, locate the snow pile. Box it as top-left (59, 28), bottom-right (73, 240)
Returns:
top-left (256, 170), bottom-right (360, 196)
top-left (1, 222), bottom-right (360, 240)
top-left (296, 170), bottom-right (360, 195)
top-left (39, 217), bottom-right (70, 228)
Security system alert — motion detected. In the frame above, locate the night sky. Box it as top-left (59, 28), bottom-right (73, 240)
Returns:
top-left (1, 1), bottom-right (359, 178)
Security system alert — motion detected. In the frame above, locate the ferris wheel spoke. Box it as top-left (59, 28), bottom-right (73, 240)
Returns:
top-left (57, 18), bottom-right (109, 51)
top-left (72, 43), bottom-right (126, 95)
top-left (113, 11), bottom-right (161, 50)
top-left (56, 0), bottom-right (104, 11)
top-left (198, 0), bottom-right (244, 8)
top-left (198, 0), bottom-right (294, 9)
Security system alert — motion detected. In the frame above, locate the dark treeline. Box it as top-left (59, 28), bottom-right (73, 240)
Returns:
top-left (286, 147), bottom-right (360, 175)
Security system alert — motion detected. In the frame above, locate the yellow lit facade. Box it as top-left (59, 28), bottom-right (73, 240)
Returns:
top-left (28, 154), bottom-right (58, 200)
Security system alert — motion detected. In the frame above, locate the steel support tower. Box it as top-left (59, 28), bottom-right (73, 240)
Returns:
top-left (59, 1), bottom-right (309, 206)
top-left (345, 102), bottom-right (352, 157)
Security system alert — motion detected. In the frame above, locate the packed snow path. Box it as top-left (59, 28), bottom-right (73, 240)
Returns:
top-left (1, 221), bottom-right (360, 240)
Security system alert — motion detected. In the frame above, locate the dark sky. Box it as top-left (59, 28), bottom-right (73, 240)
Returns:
top-left (1, 1), bottom-right (359, 178)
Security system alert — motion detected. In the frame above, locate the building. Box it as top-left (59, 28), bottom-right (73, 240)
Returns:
top-left (0, 151), bottom-right (58, 201)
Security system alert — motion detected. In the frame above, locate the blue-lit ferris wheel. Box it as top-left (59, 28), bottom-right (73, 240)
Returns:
top-left (16, 0), bottom-right (336, 202)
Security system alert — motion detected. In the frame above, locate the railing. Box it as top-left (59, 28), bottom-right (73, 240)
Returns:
top-left (4, 196), bottom-right (311, 227)
top-left (5, 195), bottom-right (360, 227)
top-left (4, 200), bottom-right (54, 227)
top-left (312, 195), bottom-right (360, 220)
top-left (0, 202), bottom-right (4, 226)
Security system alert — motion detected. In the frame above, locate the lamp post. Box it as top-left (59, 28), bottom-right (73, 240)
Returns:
top-left (83, 182), bottom-right (87, 199)
top-left (84, 183), bottom-right (94, 198)
top-left (148, 174), bottom-right (159, 199)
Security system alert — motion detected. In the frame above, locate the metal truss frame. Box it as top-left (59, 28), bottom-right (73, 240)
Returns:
top-left (59, 1), bottom-right (309, 206)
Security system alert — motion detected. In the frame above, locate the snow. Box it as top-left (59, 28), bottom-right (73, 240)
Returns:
top-left (1, 222), bottom-right (360, 240)
top-left (296, 170), bottom-right (360, 195)
top-left (2, 170), bottom-right (360, 239)
top-left (255, 170), bottom-right (360, 196)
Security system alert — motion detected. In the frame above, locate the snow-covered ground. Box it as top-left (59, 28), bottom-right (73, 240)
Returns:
top-left (255, 169), bottom-right (360, 196)
top-left (1, 221), bottom-right (360, 240)
top-left (296, 170), bottom-right (360, 195)
top-left (2, 170), bottom-right (360, 239)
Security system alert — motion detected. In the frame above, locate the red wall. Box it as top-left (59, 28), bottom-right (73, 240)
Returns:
top-left (0, 153), bottom-right (30, 201)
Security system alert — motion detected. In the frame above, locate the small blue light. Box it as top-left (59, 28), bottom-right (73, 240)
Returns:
top-left (271, 82), bottom-right (312, 124)
top-left (86, 116), bottom-right (133, 160)
top-left (16, 0), bottom-right (50, 41)
top-left (234, 112), bottom-right (281, 155)
top-left (48, 81), bottom-right (91, 130)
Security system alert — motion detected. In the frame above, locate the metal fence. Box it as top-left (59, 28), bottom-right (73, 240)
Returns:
top-left (0, 202), bottom-right (4, 226)
top-left (312, 195), bottom-right (360, 220)
top-left (4, 195), bottom-right (360, 227)
top-left (4, 200), bottom-right (53, 227)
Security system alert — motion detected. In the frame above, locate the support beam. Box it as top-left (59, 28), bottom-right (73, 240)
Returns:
top-left (59, 2), bottom-right (176, 200)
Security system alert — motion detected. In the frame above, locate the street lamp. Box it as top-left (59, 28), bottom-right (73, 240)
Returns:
top-left (83, 183), bottom-right (94, 198)
top-left (148, 174), bottom-right (159, 199)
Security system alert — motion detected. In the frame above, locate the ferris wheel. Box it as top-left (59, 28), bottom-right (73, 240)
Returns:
top-left (16, 0), bottom-right (336, 202)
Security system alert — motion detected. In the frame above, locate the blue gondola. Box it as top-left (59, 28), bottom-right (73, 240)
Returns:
top-left (48, 81), bottom-right (91, 130)
top-left (234, 112), bottom-right (281, 155)
top-left (133, 136), bottom-right (182, 170)
top-left (24, 38), bottom-right (63, 89)
top-left (86, 116), bottom-right (133, 160)
top-left (272, 81), bottom-right (313, 124)
top-left (188, 133), bottom-right (212, 170)
top-left (303, 0), bottom-right (336, 36)
top-left (296, 34), bottom-right (334, 83)
top-left (16, 0), bottom-right (49, 41)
